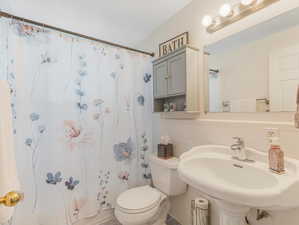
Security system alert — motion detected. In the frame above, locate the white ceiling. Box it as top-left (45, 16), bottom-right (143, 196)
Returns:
top-left (85, 0), bottom-right (193, 45)
top-left (2, 0), bottom-right (192, 46)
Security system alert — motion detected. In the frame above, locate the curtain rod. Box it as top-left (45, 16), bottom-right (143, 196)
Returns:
top-left (0, 10), bottom-right (155, 57)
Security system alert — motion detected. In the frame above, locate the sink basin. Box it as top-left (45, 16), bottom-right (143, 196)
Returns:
top-left (178, 145), bottom-right (299, 210)
top-left (185, 157), bottom-right (278, 189)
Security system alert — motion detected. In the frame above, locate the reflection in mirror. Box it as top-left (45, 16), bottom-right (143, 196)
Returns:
top-left (205, 7), bottom-right (299, 113)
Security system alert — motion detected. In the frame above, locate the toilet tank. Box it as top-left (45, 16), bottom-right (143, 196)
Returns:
top-left (150, 155), bottom-right (187, 196)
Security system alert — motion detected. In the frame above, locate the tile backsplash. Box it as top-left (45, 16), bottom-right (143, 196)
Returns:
top-left (153, 116), bottom-right (299, 160)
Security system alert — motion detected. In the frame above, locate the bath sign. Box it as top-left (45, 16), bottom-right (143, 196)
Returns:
top-left (159, 32), bottom-right (189, 57)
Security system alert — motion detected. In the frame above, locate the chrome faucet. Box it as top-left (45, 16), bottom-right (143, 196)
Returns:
top-left (231, 137), bottom-right (247, 161)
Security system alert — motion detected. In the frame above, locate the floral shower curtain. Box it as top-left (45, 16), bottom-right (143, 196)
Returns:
top-left (0, 18), bottom-right (153, 225)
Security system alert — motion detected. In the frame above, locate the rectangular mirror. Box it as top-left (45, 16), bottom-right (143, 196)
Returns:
top-left (205, 7), bottom-right (299, 113)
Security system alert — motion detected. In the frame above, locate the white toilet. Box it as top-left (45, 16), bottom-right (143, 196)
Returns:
top-left (115, 155), bottom-right (187, 225)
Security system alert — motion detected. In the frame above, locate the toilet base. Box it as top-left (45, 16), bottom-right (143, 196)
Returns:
top-left (149, 198), bottom-right (170, 225)
top-left (115, 197), bottom-right (170, 225)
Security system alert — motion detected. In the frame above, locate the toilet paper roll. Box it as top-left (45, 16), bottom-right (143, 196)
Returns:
top-left (192, 198), bottom-right (209, 225)
top-left (195, 198), bottom-right (209, 210)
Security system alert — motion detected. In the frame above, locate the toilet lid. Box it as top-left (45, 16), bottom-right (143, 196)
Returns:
top-left (117, 186), bottom-right (161, 211)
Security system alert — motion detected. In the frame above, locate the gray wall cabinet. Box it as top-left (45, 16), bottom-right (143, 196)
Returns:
top-left (154, 52), bottom-right (186, 98)
top-left (154, 61), bottom-right (168, 98)
top-left (153, 46), bottom-right (200, 118)
top-left (167, 52), bottom-right (186, 96)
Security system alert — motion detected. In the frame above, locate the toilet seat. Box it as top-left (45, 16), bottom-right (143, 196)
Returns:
top-left (116, 186), bottom-right (162, 214)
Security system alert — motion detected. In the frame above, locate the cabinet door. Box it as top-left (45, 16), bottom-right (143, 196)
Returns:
top-left (154, 61), bottom-right (168, 98)
top-left (167, 53), bottom-right (186, 96)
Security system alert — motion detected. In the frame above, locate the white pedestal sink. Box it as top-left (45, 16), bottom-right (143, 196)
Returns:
top-left (178, 145), bottom-right (299, 225)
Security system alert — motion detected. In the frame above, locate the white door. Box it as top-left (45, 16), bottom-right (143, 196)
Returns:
top-left (269, 45), bottom-right (299, 112)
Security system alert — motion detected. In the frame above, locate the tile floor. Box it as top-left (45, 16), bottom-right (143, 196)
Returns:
top-left (166, 215), bottom-right (181, 225)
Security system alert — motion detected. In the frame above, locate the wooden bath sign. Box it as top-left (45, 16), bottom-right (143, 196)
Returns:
top-left (159, 32), bottom-right (189, 57)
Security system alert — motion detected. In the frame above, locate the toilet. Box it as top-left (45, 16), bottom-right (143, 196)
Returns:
top-left (115, 155), bottom-right (187, 225)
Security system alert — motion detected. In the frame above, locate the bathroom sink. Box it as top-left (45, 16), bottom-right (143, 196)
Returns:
top-left (178, 145), bottom-right (299, 210)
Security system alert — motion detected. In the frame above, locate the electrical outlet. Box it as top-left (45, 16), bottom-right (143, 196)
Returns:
top-left (265, 128), bottom-right (280, 139)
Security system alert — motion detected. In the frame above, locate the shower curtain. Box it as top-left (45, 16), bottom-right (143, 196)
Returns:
top-left (0, 18), bottom-right (153, 225)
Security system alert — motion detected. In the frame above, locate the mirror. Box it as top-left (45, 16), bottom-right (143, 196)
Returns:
top-left (205, 7), bottom-right (299, 113)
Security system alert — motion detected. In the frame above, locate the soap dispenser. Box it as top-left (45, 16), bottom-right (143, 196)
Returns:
top-left (268, 136), bottom-right (285, 174)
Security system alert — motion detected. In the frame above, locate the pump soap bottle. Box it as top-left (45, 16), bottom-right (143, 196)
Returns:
top-left (268, 136), bottom-right (285, 174)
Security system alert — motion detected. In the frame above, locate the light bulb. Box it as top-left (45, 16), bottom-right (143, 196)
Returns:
top-left (219, 3), bottom-right (233, 17)
top-left (240, 0), bottom-right (256, 6)
top-left (202, 15), bottom-right (213, 27)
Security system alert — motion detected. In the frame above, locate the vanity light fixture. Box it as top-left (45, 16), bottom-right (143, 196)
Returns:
top-left (219, 3), bottom-right (233, 18)
top-left (203, 0), bottom-right (280, 33)
top-left (240, 0), bottom-right (256, 6)
top-left (201, 15), bottom-right (214, 27)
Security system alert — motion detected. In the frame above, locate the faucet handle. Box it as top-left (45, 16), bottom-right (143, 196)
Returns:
top-left (232, 137), bottom-right (244, 145)
top-left (233, 136), bottom-right (242, 141)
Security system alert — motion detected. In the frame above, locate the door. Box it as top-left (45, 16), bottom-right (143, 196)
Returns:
top-left (167, 53), bottom-right (186, 96)
top-left (154, 61), bottom-right (168, 98)
top-left (269, 45), bottom-right (299, 112)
